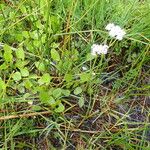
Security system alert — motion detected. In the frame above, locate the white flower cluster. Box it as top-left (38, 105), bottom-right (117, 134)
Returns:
top-left (91, 44), bottom-right (108, 56)
top-left (91, 23), bottom-right (126, 56)
top-left (105, 23), bottom-right (126, 41)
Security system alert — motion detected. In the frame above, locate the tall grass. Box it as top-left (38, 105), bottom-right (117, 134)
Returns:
top-left (0, 0), bottom-right (150, 149)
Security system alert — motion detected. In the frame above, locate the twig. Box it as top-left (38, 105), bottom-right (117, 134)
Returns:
top-left (0, 111), bottom-right (51, 121)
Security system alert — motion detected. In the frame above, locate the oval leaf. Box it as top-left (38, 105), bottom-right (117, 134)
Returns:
top-left (51, 49), bottom-right (60, 61)
top-left (12, 72), bottom-right (22, 81)
top-left (54, 103), bottom-right (65, 113)
top-left (20, 67), bottom-right (29, 77)
top-left (16, 47), bottom-right (25, 60)
top-left (74, 87), bottom-right (82, 95)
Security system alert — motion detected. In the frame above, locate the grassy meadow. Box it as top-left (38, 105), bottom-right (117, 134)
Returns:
top-left (0, 0), bottom-right (150, 149)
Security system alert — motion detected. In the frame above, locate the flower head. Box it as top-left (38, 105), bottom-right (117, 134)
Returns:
top-left (91, 44), bottom-right (101, 56)
top-left (91, 44), bottom-right (108, 56)
top-left (100, 44), bottom-right (108, 54)
top-left (106, 23), bottom-right (126, 40)
top-left (105, 23), bottom-right (115, 31)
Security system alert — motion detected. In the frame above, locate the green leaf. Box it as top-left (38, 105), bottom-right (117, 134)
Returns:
top-left (16, 47), bottom-right (25, 60)
top-left (35, 20), bottom-right (43, 29)
top-left (35, 61), bottom-right (45, 72)
top-left (4, 44), bottom-right (12, 53)
top-left (32, 105), bottom-right (42, 111)
top-left (86, 53), bottom-right (95, 61)
top-left (24, 80), bottom-right (33, 89)
top-left (0, 78), bottom-right (6, 90)
top-left (64, 73), bottom-right (73, 82)
top-left (20, 67), bottom-right (29, 77)
top-left (54, 103), bottom-right (65, 113)
top-left (17, 83), bottom-right (25, 93)
top-left (39, 90), bottom-right (49, 104)
top-left (48, 96), bottom-right (56, 107)
top-left (16, 34), bottom-right (23, 42)
top-left (38, 73), bottom-right (51, 85)
top-left (51, 49), bottom-right (60, 61)
top-left (74, 87), bottom-right (82, 95)
top-left (30, 31), bottom-right (38, 39)
top-left (12, 72), bottom-right (22, 81)
top-left (53, 88), bottom-right (62, 98)
top-left (62, 89), bottom-right (70, 97)
top-left (39, 90), bottom-right (56, 106)
top-left (80, 73), bottom-right (91, 83)
top-left (51, 42), bottom-right (59, 48)
top-left (22, 31), bottom-right (29, 38)
top-left (4, 44), bottom-right (13, 63)
top-left (78, 97), bottom-right (84, 108)
top-left (15, 59), bottom-right (27, 69)
top-left (0, 62), bottom-right (8, 70)
top-left (20, 5), bottom-right (27, 14)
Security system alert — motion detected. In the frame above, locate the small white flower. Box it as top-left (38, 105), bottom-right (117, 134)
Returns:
top-left (116, 34), bottom-right (123, 41)
top-left (91, 44), bottom-right (102, 56)
top-left (116, 29), bottom-right (126, 41)
top-left (100, 44), bottom-right (108, 54)
top-left (105, 23), bottom-right (115, 31)
top-left (106, 23), bottom-right (126, 40)
top-left (28, 101), bottom-right (33, 105)
top-left (91, 44), bottom-right (108, 56)
top-left (82, 66), bottom-right (88, 71)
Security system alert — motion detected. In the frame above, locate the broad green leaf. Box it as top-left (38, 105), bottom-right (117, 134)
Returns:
top-left (4, 44), bottom-right (12, 53)
top-left (35, 20), bottom-right (43, 29)
top-left (20, 5), bottom-right (27, 14)
top-left (20, 67), bottom-right (29, 77)
top-left (22, 31), bottom-right (29, 38)
top-left (51, 15), bottom-right (60, 33)
top-left (51, 49), bottom-right (60, 61)
top-left (16, 34), bottom-right (23, 42)
top-left (12, 72), bottom-right (22, 81)
top-left (30, 31), bottom-right (38, 39)
top-left (87, 87), bottom-right (93, 94)
top-left (48, 96), bottom-right (56, 107)
top-left (33, 40), bottom-right (40, 47)
top-left (39, 90), bottom-right (49, 104)
top-left (64, 73), bottom-right (73, 82)
top-left (62, 89), bottom-right (70, 97)
top-left (80, 73), bottom-right (91, 83)
top-left (39, 90), bottom-right (56, 106)
top-left (0, 62), bottom-right (8, 70)
top-left (54, 103), bottom-right (65, 113)
top-left (15, 60), bottom-right (27, 69)
top-left (53, 88), bottom-right (62, 98)
top-left (16, 47), bottom-right (25, 60)
top-left (35, 61), bottom-right (45, 72)
top-left (24, 80), bottom-right (33, 89)
top-left (51, 42), bottom-right (59, 48)
top-left (4, 44), bottom-right (13, 63)
top-left (74, 87), bottom-right (82, 95)
top-left (38, 73), bottom-right (51, 85)
top-left (78, 97), bottom-right (84, 108)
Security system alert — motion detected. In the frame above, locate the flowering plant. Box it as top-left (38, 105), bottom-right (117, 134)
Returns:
top-left (91, 23), bottom-right (126, 56)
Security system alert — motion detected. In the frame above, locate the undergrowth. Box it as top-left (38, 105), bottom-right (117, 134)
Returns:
top-left (0, 0), bottom-right (150, 149)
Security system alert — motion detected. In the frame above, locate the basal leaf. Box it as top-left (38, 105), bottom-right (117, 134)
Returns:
top-left (51, 49), bottom-right (60, 61)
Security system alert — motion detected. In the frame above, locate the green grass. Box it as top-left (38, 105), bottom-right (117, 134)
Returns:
top-left (0, 0), bottom-right (150, 149)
